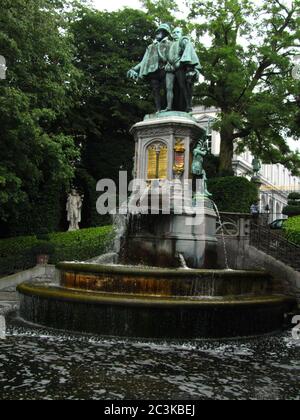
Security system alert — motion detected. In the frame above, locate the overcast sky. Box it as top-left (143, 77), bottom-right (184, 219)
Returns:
top-left (92, 0), bottom-right (188, 14)
top-left (92, 0), bottom-right (143, 12)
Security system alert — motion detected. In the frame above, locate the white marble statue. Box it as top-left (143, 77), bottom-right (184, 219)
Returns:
top-left (67, 189), bottom-right (83, 231)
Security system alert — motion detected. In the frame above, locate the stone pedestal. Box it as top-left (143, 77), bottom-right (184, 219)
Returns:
top-left (122, 113), bottom-right (218, 269)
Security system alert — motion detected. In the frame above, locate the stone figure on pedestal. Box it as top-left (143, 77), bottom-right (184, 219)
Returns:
top-left (0, 55), bottom-right (7, 80)
top-left (67, 189), bottom-right (83, 231)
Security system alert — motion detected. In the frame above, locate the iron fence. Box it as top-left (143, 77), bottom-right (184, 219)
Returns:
top-left (250, 223), bottom-right (300, 271)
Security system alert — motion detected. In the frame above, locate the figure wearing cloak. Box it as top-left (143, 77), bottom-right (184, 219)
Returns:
top-left (127, 24), bottom-right (171, 112)
top-left (164, 28), bottom-right (201, 112)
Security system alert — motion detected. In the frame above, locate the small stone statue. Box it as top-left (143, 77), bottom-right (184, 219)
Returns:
top-left (67, 189), bottom-right (83, 231)
top-left (0, 55), bottom-right (7, 80)
top-left (192, 140), bottom-right (211, 198)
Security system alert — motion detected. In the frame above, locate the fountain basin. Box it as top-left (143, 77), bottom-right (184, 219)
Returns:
top-left (58, 263), bottom-right (273, 297)
top-left (18, 282), bottom-right (295, 339)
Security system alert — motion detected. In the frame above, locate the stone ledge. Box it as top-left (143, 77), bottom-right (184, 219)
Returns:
top-left (0, 265), bottom-right (56, 291)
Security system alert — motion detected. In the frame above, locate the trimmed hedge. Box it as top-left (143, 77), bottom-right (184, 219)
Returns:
top-left (288, 192), bottom-right (300, 201)
top-left (283, 216), bottom-right (300, 245)
top-left (283, 206), bottom-right (300, 217)
top-left (283, 193), bottom-right (300, 217)
top-left (207, 176), bottom-right (259, 213)
top-left (0, 226), bottom-right (114, 277)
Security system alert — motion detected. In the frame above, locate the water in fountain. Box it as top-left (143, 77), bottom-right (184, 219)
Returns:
top-left (0, 315), bottom-right (6, 340)
top-left (178, 253), bottom-right (190, 270)
top-left (212, 201), bottom-right (230, 270)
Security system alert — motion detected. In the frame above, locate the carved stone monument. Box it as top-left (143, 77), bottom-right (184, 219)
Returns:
top-left (121, 113), bottom-right (217, 269)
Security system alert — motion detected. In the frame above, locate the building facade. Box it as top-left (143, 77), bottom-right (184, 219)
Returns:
top-left (193, 106), bottom-right (300, 221)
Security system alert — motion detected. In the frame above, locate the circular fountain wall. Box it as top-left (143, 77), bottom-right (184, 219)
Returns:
top-left (17, 263), bottom-right (296, 339)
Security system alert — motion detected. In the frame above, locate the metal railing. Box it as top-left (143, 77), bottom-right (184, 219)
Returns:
top-left (218, 212), bottom-right (251, 237)
top-left (250, 223), bottom-right (300, 271)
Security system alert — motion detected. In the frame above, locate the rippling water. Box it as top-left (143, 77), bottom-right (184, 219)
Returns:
top-left (0, 314), bottom-right (299, 400)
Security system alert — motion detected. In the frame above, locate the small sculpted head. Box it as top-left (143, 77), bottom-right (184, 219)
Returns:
top-left (172, 27), bottom-right (183, 41)
top-left (155, 23), bottom-right (171, 42)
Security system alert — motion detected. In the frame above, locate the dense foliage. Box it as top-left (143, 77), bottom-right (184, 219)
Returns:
top-left (283, 192), bottom-right (300, 217)
top-left (0, 226), bottom-right (113, 276)
top-left (208, 176), bottom-right (259, 213)
top-left (283, 216), bottom-right (300, 245)
top-left (189, 0), bottom-right (300, 175)
top-left (0, 0), bottom-right (81, 237)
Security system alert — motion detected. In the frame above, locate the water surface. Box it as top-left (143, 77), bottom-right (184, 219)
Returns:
top-left (0, 315), bottom-right (299, 400)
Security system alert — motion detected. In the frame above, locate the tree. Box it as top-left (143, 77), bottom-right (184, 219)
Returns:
top-left (0, 0), bottom-right (80, 236)
top-left (190, 0), bottom-right (300, 175)
top-left (67, 7), bottom-right (157, 185)
top-left (141, 0), bottom-right (179, 25)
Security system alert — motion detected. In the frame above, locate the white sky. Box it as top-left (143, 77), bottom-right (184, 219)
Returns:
top-left (92, 0), bottom-right (143, 12)
top-left (92, 0), bottom-right (189, 15)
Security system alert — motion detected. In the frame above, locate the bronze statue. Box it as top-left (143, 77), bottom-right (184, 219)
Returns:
top-left (164, 27), bottom-right (201, 112)
top-left (192, 140), bottom-right (211, 198)
top-left (127, 24), bottom-right (171, 112)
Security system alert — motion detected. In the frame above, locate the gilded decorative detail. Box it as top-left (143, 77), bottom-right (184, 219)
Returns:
top-left (147, 142), bottom-right (168, 179)
top-left (173, 139), bottom-right (185, 176)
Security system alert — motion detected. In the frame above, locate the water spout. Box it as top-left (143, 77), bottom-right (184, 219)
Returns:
top-left (212, 201), bottom-right (230, 270)
top-left (0, 315), bottom-right (6, 340)
top-left (113, 213), bottom-right (129, 255)
top-left (178, 253), bottom-right (190, 270)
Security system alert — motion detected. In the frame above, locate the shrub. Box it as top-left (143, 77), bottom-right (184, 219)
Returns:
top-left (288, 192), bottom-right (300, 201)
top-left (207, 176), bottom-right (259, 213)
top-left (29, 241), bottom-right (56, 257)
top-left (49, 226), bottom-right (114, 263)
top-left (283, 216), bottom-right (300, 245)
top-left (283, 193), bottom-right (300, 217)
top-left (0, 226), bottom-right (114, 276)
top-left (282, 206), bottom-right (300, 217)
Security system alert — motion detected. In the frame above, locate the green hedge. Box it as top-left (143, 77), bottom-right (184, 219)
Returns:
top-left (207, 176), bottom-right (259, 213)
top-left (283, 205), bottom-right (300, 217)
top-left (0, 226), bottom-right (114, 277)
top-left (283, 216), bottom-right (300, 245)
top-left (288, 192), bottom-right (300, 201)
top-left (283, 193), bottom-right (300, 217)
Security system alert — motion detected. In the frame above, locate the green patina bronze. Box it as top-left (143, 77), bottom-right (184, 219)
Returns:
top-left (192, 140), bottom-right (212, 198)
top-left (143, 110), bottom-right (197, 122)
top-left (127, 24), bottom-right (201, 113)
